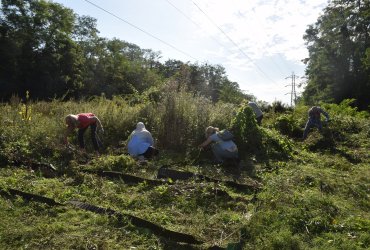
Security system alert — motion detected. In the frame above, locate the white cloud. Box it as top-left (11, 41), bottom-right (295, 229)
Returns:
top-left (56, 0), bottom-right (328, 103)
top-left (182, 0), bottom-right (329, 103)
top-left (190, 0), bottom-right (328, 66)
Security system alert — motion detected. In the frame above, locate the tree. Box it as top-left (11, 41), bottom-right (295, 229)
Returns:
top-left (0, 0), bottom-right (84, 99)
top-left (218, 80), bottom-right (249, 104)
top-left (302, 0), bottom-right (370, 109)
top-left (0, 0), bottom-right (249, 103)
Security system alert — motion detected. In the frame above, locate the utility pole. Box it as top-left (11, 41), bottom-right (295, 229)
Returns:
top-left (285, 72), bottom-right (298, 106)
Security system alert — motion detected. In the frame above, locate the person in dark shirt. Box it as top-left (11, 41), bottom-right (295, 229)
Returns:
top-left (303, 106), bottom-right (329, 140)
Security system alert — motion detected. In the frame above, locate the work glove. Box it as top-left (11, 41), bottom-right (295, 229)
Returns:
top-left (99, 127), bottom-right (104, 134)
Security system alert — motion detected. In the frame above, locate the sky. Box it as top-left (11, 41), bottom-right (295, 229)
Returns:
top-left (52, 0), bottom-right (329, 104)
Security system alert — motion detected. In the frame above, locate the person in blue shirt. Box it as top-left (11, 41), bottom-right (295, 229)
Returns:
top-left (127, 122), bottom-right (158, 161)
top-left (199, 126), bottom-right (238, 164)
top-left (303, 106), bottom-right (330, 140)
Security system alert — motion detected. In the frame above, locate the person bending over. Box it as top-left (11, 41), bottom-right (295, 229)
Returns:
top-left (303, 106), bottom-right (330, 140)
top-left (64, 113), bottom-right (103, 152)
top-left (199, 126), bottom-right (238, 164)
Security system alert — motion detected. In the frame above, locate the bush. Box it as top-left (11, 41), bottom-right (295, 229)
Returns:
top-left (270, 100), bottom-right (293, 113)
top-left (303, 129), bottom-right (335, 152)
top-left (260, 128), bottom-right (293, 160)
top-left (274, 114), bottom-right (302, 138)
top-left (231, 101), bottom-right (263, 155)
top-left (231, 102), bottom-right (292, 161)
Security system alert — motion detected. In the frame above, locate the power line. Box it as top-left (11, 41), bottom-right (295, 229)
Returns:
top-left (275, 53), bottom-right (293, 74)
top-left (164, 0), bottom-right (201, 30)
top-left (190, 0), bottom-right (279, 85)
top-left (82, 0), bottom-right (198, 61)
top-left (164, 0), bottom-right (236, 56)
top-left (269, 53), bottom-right (288, 75)
top-left (165, 0), bottom-right (261, 78)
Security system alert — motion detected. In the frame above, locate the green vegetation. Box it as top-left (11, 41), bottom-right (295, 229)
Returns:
top-left (0, 92), bottom-right (369, 249)
top-left (303, 0), bottom-right (370, 109)
top-left (2, 0), bottom-right (368, 110)
top-left (0, 0), bottom-right (252, 105)
top-left (1, 0), bottom-right (369, 249)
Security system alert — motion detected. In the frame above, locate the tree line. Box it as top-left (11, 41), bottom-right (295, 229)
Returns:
top-left (302, 0), bottom-right (370, 110)
top-left (1, 0), bottom-right (369, 109)
top-left (0, 0), bottom-right (249, 104)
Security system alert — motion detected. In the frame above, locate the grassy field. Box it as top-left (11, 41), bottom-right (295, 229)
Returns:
top-left (0, 95), bottom-right (369, 249)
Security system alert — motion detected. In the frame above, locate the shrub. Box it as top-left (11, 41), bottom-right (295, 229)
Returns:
top-left (270, 100), bottom-right (293, 113)
top-left (274, 114), bottom-right (302, 138)
top-left (231, 102), bottom-right (292, 161)
top-left (303, 129), bottom-right (335, 152)
top-left (231, 101), bottom-right (263, 155)
top-left (260, 128), bottom-right (293, 160)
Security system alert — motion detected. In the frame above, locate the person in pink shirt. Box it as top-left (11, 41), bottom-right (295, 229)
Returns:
top-left (64, 113), bottom-right (104, 152)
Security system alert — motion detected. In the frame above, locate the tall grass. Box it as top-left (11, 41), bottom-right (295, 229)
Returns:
top-left (0, 85), bottom-right (237, 164)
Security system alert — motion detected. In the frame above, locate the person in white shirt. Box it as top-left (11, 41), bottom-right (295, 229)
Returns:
top-left (127, 122), bottom-right (158, 160)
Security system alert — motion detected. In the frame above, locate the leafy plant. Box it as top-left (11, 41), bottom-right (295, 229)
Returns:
top-left (231, 102), bottom-right (292, 161)
top-left (273, 114), bottom-right (302, 138)
top-left (89, 154), bottom-right (136, 172)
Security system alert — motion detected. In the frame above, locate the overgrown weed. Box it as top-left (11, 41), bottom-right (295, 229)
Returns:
top-left (0, 96), bottom-right (369, 249)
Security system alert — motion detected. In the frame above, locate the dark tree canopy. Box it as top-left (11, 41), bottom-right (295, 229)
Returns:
top-left (302, 0), bottom-right (370, 109)
top-left (0, 0), bottom-right (247, 103)
top-left (0, 0), bottom-right (83, 99)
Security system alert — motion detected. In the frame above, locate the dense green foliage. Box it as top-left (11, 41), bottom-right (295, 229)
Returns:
top-left (231, 102), bottom-right (292, 161)
top-left (0, 94), bottom-right (369, 249)
top-left (0, 85), bottom-right (237, 166)
top-left (0, 1), bottom-right (370, 248)
top-left (1, 0), bottom-right (369, 109)
top-left (0, 0), bottom-right (249, 103)
top-left (303, 0), bottom-right (370, 109)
